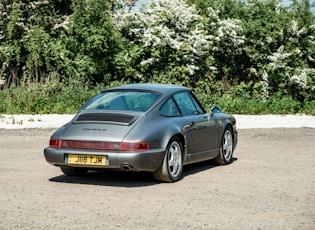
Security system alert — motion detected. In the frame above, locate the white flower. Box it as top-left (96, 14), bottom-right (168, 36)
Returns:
top-left (206, 8), bottom-right (244, 55)
top-left (261, 70), bottom-right (269, 102)
top-left (187, 64), bottom-right (199, 75)
top-left (250, 68), bottom-right (257, 74)
top-left (275, 1), bottom-right (283, 14)
top-left (288, 69), bottom-right (313, 89)
top-left (53, 16), bottom-right (69, 30)
top-left (268, 45), bottom-right (291, 69)
top-left (140, 58), bottom-right (155, 65)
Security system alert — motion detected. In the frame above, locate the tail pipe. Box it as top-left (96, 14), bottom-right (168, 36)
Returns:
top-left (121, 164), bottom-right (132, 171)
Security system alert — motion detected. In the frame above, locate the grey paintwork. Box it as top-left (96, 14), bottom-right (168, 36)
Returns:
top-left (44, 83), bottom-right (238, 172)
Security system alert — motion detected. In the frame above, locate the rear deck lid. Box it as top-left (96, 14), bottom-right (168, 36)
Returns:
top-left (59, 111), bottom-right (142, 142)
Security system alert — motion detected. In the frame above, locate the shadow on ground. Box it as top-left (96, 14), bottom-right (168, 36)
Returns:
top-left (49, 158), bottom-right (237, 187)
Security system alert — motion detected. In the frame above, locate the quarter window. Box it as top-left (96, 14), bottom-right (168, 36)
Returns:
top-left (160, 98), bottom-right (180, 117)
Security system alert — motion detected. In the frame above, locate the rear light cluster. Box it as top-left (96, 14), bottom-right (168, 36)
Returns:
top-left (49, 139), bottom-right (149, 151)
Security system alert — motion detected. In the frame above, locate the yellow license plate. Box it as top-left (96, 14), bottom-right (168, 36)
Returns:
top-left (67, 154), bottom-right (106, 166)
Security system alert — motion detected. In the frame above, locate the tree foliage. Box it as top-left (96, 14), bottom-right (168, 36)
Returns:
top-left (0, 0), bottom-right (72, 84)
top-left (0, 0), bottom-right (314, 114)
top-left (186, 0), bottom-right (315, 102)
top-left (0, 0), bottom-right (122, 85)
top-left (114, 0), bottom-right (213, 87)
top-left (68, 0), bottom-right (122, 83)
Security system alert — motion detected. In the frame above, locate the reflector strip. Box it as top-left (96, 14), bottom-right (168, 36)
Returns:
top-left (49, 139), bottom-right (149, 151)
top-left (61, 140), bottom-right (120, 150)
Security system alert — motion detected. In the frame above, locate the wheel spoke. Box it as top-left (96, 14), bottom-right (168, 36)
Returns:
top-left (223, 140), bottom-right (228, 151)
top-left (223, 131), bottom-right (232, 159)
top-left (169, 152), bottom-right (175, 168)
top-left (168, 143), bottom-right (181, 176)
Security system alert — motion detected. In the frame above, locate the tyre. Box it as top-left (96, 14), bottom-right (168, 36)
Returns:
top-left (153, 137), bottom-right (184, 183)
top-left (214, 128), bottom-right (234, 165)
top-left (60, 166), bottom-right (88, 176)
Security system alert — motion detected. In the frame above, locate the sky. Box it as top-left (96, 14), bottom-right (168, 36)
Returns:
top-left (135, 0), bottom-right (151, 8)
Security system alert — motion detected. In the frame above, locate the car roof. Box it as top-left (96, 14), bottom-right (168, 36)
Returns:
top-left (102, 83), bottom-right (189, 94)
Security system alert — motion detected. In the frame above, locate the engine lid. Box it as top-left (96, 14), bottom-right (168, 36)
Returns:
top-left (58, 111), bottom-right (143, 142)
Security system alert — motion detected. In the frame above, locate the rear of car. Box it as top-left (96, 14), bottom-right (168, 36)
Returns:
top-left (44, 88), bottom-right (167, 173)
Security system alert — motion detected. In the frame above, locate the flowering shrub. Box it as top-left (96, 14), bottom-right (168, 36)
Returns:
top-left (265, 21), bottom-right (315, 101)
top-left (113, 0), bottom-right (212, 86)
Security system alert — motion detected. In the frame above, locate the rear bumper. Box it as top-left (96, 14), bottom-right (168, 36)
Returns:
top-left (44, 147), bottom-right (165, 172)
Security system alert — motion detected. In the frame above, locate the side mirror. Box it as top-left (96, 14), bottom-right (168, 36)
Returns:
top-left (210, 105), bottom-right (221, 114)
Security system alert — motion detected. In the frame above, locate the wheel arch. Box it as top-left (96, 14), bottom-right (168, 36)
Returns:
top-left (224, 122), bottom-right (234, 134)
top-left (162, 132), bottom-right (185, 150)
top-left (153, 134), bottom-right (185, 182)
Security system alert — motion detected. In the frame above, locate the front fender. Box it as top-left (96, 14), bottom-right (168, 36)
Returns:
top-left (214, 113), bottom-right (238, 150)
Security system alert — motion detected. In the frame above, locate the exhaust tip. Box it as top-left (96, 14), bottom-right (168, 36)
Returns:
top-left (121, 164), bottom-right (132, 171)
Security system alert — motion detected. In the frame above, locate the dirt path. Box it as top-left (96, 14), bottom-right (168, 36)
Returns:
top-left (0, 128), bottom-right (314, 229)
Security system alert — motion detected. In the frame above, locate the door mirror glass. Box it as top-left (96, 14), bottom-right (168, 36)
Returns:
top-left (210, 105), bottom-right (221, 114)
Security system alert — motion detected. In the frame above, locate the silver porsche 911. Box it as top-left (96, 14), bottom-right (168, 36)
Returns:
top-left (44, 84), bottom-right (238, 182)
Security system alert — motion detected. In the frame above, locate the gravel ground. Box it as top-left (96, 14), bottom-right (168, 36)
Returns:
top-left (0, 115), bottom-right (314, 229)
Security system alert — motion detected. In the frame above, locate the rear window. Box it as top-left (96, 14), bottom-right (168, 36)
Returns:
top-left (83, 91), bottom-right (161, 112)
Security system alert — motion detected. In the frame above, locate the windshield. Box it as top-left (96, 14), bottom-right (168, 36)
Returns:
top-left (83, 90), bottom-right (161, 112)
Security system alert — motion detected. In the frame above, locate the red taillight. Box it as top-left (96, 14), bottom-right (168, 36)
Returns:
top-left (120, 142), bottom-right (149, 151)
top-left (49, 139), bottom-right (61, 148)
top-left (50, 139), bottom-right (149, 151)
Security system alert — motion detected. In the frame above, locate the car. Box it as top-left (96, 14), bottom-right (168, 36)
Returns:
top-left (44, 83), bottom-right (238, 182)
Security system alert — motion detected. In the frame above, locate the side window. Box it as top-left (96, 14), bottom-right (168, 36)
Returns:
top-left (160, 98), bottom-right (180, 117)
top-left (173, 92), bottom-right (204, 116)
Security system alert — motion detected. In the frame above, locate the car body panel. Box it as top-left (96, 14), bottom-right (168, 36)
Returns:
top-left (53, 113), bottom-right (144, 143)
top-left (44, 147), bottom-right (165, 172)
top-left (44, 83), bottom-right (238, 174)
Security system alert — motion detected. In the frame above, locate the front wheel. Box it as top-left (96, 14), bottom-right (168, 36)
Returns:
top-left (214, 128), bottom-right (234, 165)
top-left (153, 137), bottom-right (183, 183)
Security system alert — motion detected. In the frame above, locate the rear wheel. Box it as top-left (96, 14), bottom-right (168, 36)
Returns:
top-left (60, 166), bottom-right (88, 176)
top-left (214, 128), bottom-right (234, 165)
top-left (153, 137), bottom-right (183, 183)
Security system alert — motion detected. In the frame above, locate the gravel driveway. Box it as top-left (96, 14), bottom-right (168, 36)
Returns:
top-left (0, 128), bottom-right (314, 229)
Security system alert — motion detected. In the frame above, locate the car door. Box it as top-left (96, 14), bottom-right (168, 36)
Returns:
top-left (189, 113), bottom-right (218, 152)
top-left (173, 92), bottom-right (218, 154)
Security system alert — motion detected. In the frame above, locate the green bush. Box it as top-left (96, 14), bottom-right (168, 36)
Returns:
top-left (0, 77), bottom-right (105, 114)
top-left (0, 79), bottom-right (314, 115)
top-left (207, 94), bottom-right (311, 115)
